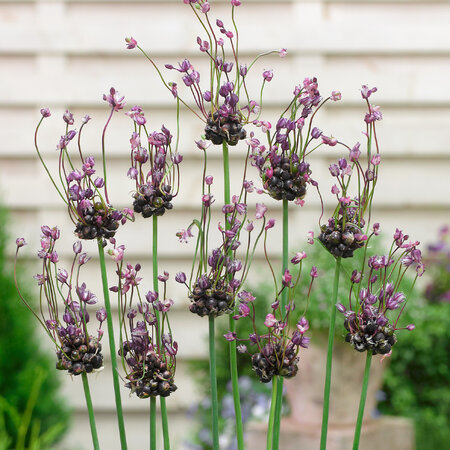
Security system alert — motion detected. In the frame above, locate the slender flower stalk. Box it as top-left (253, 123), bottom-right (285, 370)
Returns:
top-left (82, 372), bottom-right (100, 450)
top-left (271, 199), bottom-right (289, 450)
top-left (209, 315), bottom-right (220, 449)
top-left (97, 240), bottom-right (128, 450)
top-left (320, 257), bottom-right (341, 450)
top-left (223, 141), bottom-right (245, 449)
top-left (352, 351), bottom-right (372, 450)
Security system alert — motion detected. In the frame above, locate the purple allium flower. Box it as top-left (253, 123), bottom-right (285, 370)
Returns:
top-left (279, 48), bottom-right (288, 57)
top-left (264, 314), bottom-right (277, 328)
top-left (291, 251), bottom-right (307, 264)
top-left (224, 331), bottom-right (237, 342)
top-left (322, 135), bottom-right (337, 146)
top-left (331, 91), bottom-right (342, 101)
top-left (96, 308), bottom-right (107, 323)
top-left (265, 219), bottom-right (275, 230)
top-left (406, 324), bottom-right (415, 331)
top-left (103, 87), bottom-right (125, 111)
top-left (63, 110), bottom-right (74, 125)
top-left (311, 127), bottom-right (322, 139)
top-left (175, 272), bottom-right (186, 284)
top-left (40, 108), bottom-right (51, 118)
top-left (16, 237), bottom-right (27, 248)
top-left (262, 70), bottom-right (273, 82)
top-left (282, 269), bottom-right (293, 287)
top-left (310, 266), bottom-right (318, 278)
top-left (125, 36), bottom-right (137, 49)
top-left (361, 85), bottom-right (377, 99)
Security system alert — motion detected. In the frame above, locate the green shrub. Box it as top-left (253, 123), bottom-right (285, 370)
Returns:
top-left (0, 206), bottom-right (69, 448)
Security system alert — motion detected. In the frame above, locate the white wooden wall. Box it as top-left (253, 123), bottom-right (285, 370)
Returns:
top-left (1, 1), bottom-right (449, 449)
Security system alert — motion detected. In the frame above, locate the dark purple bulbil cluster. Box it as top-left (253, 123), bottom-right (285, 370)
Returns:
top-left (127, 120), bottom-right (181, 219)
top-left (318, 213), bottom-right (366, 258)
top-left (56, 332), bottom-right (103, 375)
top-left (205, 110), bottom-right (247, 146)
top-left (15, 227), bottom-right (107, 376)
top-left (119, 323), bottom-right (177, 399)
top-left (189, 274), bottom-right (235, 317)
top-left (337, 229), bottom-right (424, 355)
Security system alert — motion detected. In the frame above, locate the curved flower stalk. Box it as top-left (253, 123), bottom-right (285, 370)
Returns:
top-left (126, 108), bottom-right (183, 219)
top-left (109, 251), bottom-right (178, 399)
top-left (126, 0), bottom-right (286, 147)
top-left (35, 91), bottom-right (133, 244)
top-left (335, 228), bottom-right (424, 450)
top-left (318, 86), bottom-right (382, 259)
top-left (14, 228), bottom-right (105, 449)
top-left (250, 77), bottom-right (340, 204)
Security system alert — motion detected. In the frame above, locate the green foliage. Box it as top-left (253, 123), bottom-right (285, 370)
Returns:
top-left (378, 296), bottom-right (450, 448)
top-left (0, 206), bottom-right (69, 448)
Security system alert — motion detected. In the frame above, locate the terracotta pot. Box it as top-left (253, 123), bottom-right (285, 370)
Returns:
top-left (285, 331), bottom-right (386, 427)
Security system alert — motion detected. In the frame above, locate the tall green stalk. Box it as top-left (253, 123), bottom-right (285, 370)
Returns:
top-left (320, 256), bottom-right (342, 450)
top-left (209, 315), bottom-right (220, 449)
top-left (82, 372), bottom-right (100, 450)
top-left (222, 141), bottom-right (245, 449)
top-left (352, 351), bottom-right (373, 450)
top-left (270, 199), bottom-right (289, 450)
top-left (152, 215), bottom-right (171, 450)
top-left (97, 240), bottom-right (128, 450)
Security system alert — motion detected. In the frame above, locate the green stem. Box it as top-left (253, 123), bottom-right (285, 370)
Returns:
top-left (209, 316), bottom-right (220, 450)
top-left (150, 397), bottom-right (156, 450)
top-left (266, 377), bottom-right (278, 450)
top-left (320, 256), bottom-right (342, 450)
top-left (97, 240), bottom-right (128, 450)
top-left (271, 200), bottom-right (289, 450)
top-left (82, 372), bottom-right (100, 450)
top-left (152, 215), bottom-right (171, 449)
top-left (222, 141), bottom-right (245, 450)
top-left (352, 351), bottom-right (373, 450)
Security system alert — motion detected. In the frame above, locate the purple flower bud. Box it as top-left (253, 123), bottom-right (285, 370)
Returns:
top-left (349, 143), bottom-right (361, 162)
top-left (310, 266), bottom-right (318, 278)
top-left (240, 64), bottom-right (248, 77)
top-left (311, 127), bottom-right (322, 139)
top-left (16, 237), bottom-right (27, 248)
top-left (377, 315), bottom-right (389, 327)
top-left (237, 344), bottom-right (247, 353)
top-left (224, 331), bottom-right (237, 342)
top-left (172, 153), bottom-right (183, 165)
top-left (230, 278), bottom-right (241, 289)
top-left (175, 272), bottom-right (186, 284)
top-left (205, 175), bottom-right (214, 185)
top-left (78, 253), bottom-right (91, 265)
top-left (338, 158), bottom-right (347, 170)
top-left (262, 70), bottom-right (273, 82)
top-left (158, 271), bottom-right (169, 282)
top-left (146, 291), bottom-right (158, 303)
top-left (291, 251), bottom-right (307, 264)
top-left (264, 313), bottom-right (277, 328)
top-left (57, 269), bottom-right (68, 283)
top-left (127, 308), bottom-right (137, 319)
top-left (255, 203), bottom-right (267, 220)
top-left (94, 177), bottom-right (104, 188)
top-left (96, 307), bottom-right (107, 322)
top-left (40, 108), bottom-right (51, 118)
top-left (271, 300), bottom-right (279, 310)
top-left (203, 90), bottom-right (212, 102)
top-left (329, 164), bottom-right (340, 177)
top-left (265, 219), bottom-right (275, 230)
top-left (63, 110), bottom-right (74, 125)
top-left (125, 37), bottom-right (137, 49)
top-left (406, 324), bottom-right (415, 331)
top-left (351, 270), bottom-right (362, 284)
top-left (282, 269), bottom-right (292, 287)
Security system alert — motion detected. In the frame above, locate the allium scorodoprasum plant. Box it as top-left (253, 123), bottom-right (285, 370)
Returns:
top-left (34, 92), bottom-right (132, 449)
top-left (318, 86), bottom-right (381, 259)
top-left (126, 108), bottom-right (182, 219)
top-left (126, 0), bottom-right (286, 149)
top-left (109, 250), bottom-right (178, 400)
top-left (250, 77), bottom-right (341, 204)
top-left (14, 229), bottom-right (105, 449)
top-left (337, 228), bottom-right (424, 450)
top-left (227, 251), bottom-right (317, 384)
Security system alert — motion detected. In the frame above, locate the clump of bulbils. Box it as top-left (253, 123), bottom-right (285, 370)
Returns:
top-left (177, 181), bottom-right (273, 318)
top-left (15, 227), bottom-right (106, 376)
top-left (226, 252), bottom-right (318, 383)
top-left (336, 227), bottom-right (424, 356)
top-left (126, 111), bottom-right (182, 219)
top-left (35, 89), bottom-right (133, 243)
top-left (109, 248), bottom-right (178, 398)
top-left (126, 1), bottom-right (287, 147)
top-left (250, 77), bottom-right (340, 204)
top-left (318, 85), bottom-right (382, 259)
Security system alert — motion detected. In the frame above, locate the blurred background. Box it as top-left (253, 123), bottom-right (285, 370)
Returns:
top-left (0, 0), bottom-right (448, 449)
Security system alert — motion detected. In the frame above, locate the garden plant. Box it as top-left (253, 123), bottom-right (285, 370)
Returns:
top-left (13, 1), bottom-right (427, 449)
